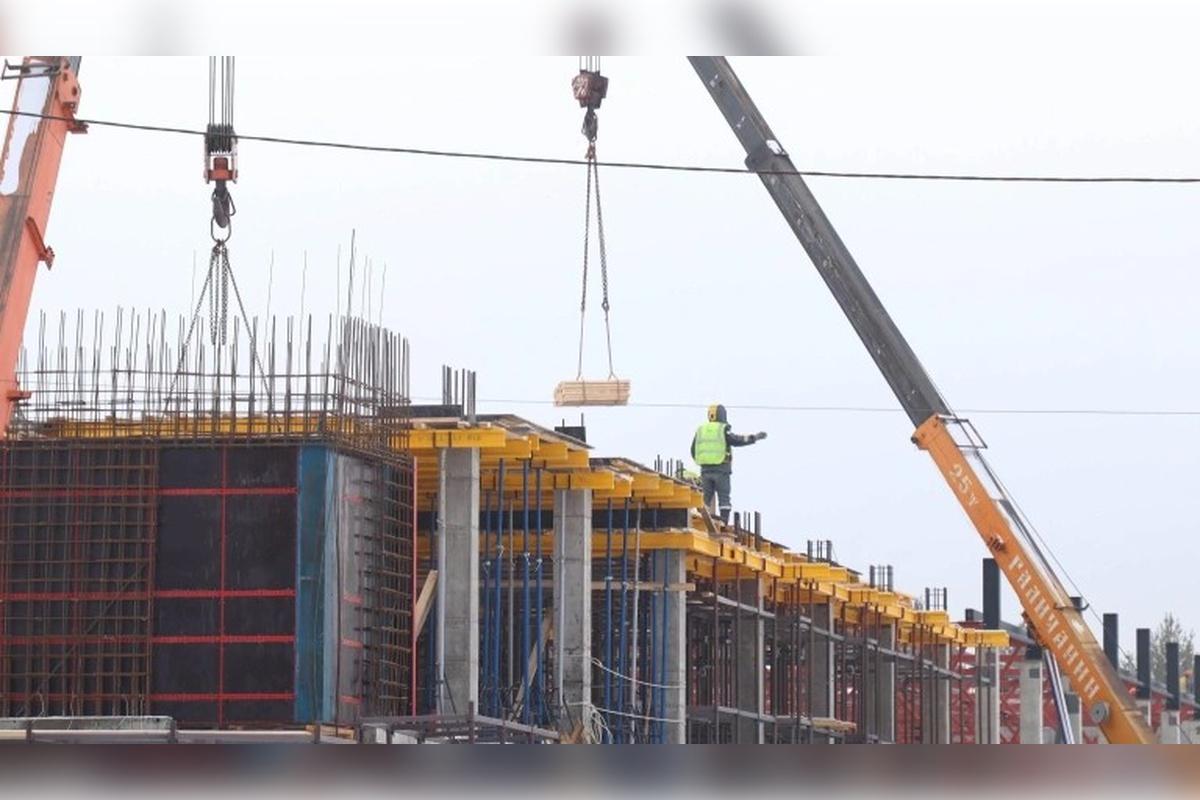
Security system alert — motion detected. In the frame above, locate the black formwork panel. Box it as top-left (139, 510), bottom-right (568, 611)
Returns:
top-left (2, 436), bottom-right (414, 729)
top-left (152, 444), bottom-right (298, 726)
top-left (0, 441), bottom-right (157, 717)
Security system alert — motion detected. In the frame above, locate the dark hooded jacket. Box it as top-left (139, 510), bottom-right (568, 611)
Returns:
top-left (690, 404), bottom-right (758, 473)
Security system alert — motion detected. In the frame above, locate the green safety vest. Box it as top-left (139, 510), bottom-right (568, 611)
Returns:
top-left (693, 422), bottom-right (729, 466)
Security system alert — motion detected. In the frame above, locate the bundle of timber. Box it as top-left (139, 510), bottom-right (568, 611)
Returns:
top-left (554, 378), bottom-right (631, 407)
top-left (809, 717), bottom-right (857, 735)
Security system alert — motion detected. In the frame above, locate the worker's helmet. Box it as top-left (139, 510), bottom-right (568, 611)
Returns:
top-left (707, 404), bottom-right (728, 424)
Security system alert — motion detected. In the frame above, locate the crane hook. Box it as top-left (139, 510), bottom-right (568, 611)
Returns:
top-left (210, 183), bottom-right (235, 242)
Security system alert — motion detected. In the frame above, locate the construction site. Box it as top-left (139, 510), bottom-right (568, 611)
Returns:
top-left (0, 56), bottom-right (1196, 745)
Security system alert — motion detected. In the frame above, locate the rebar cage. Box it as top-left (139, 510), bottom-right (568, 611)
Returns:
top-left (0, 310), bottom-right (415, 725)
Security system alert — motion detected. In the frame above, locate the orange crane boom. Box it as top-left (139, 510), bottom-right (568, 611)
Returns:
top-left (0, 56), bottom-right (84, 435)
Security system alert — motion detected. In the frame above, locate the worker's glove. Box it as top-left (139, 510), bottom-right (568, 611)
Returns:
top-left (755, 432), bottom-right (768, 441)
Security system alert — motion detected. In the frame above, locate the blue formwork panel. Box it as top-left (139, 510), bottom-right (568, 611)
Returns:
top-left (295, 445), bottom-right (330, 723)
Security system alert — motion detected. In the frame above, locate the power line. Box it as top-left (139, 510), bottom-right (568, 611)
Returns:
top-left (411, 395), bottom-right (1200, 418)
top-left (8, 107), bottom-right (1200, 184)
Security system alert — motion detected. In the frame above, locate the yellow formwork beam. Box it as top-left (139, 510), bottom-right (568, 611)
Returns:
top-left (482, 470), bottom-right (615, 492)
top-left (594, 475), bottom-right (634, 500)
top-left (40, 414), bottom-right (342, 440)
top-left (964, 629), bottom-right (1011, 648)
top-left (785, 562), bottom-right (850, 583)
top-left (630, 473), bottom-right (663, 493)
top-left (916, 610), bottom-right (951, 627)
top-left (479, 440), bottom-right (535, 460)
top-left (409, 428), bottom-right (509, 450)
top-left (532, 440), bottom-right (567, 460)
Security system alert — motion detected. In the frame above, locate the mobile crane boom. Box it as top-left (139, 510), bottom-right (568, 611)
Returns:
top-left (689, 56), bottom-right (1153, 744)
top-left (0, 56), bottom-right (84, 435)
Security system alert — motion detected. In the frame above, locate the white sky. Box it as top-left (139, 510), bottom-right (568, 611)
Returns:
top-left (5, 56), bottom-right (1198, 659)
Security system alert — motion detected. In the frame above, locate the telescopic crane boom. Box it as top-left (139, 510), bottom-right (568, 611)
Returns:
top-left (689, 56), bottom-right (1153, 744)
top-left (0, 56), bottom-right (84, 436)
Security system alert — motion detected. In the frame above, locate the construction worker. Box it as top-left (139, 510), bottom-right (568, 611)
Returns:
top-left (691, 404), bottom-right (766, 523)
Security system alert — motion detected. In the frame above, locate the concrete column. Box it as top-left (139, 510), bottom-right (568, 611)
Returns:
top-left (436, 447), bottom-right (480, 715)
top-left (866, 622), bottom-right (896, 743)
top-left (735, 578), bottom-right (764, 743)
top-left (1065, 692), bottom-right (1083, 744)
top-left (553, 489), bottom-right (592, 730)
top-left (1160, 710), bottom-right (1182, 744)
top-left (975, 647), bottom-right (1001, 744)
top-left (810, 604), bottom-right (836, 742)
top-left (920, 644), bottom-right (951, 743)
top-left (652, 550), bottom-right (687, 744)
top-left (1018, 656), bottom-right (1044, 744)
top-left (863, 631), bottom-right (876, 741)
top-left (936, 645), bottom-right (951, 743)
top-left (1137, 699), bottom-right (1153, 729)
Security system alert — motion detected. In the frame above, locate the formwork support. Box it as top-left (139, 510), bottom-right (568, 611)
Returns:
top-left (554, 488), bottom-right (592, 734)
top-left (436, 447), bottom-right (480, 715)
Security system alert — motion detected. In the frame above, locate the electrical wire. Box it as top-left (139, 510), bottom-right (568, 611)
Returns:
top-left (590, 657), bottom-right (681, 690)
top-left (408, 394), bottom-right (1200, 418)
top-left (6, 107), bottom-right (1200, 184)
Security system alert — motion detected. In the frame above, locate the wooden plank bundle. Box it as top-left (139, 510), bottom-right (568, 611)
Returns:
top-left (553, 379), bottom-right (631, 407)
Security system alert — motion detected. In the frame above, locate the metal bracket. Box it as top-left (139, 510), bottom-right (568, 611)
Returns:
top-left (25, 217), bottom-right (54, 268)
top-left (745, 138), bottom-right (788, 172)
top-left (1, 59), bottom-right (60, 81)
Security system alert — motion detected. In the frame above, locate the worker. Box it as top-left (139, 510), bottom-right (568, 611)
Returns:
top-left (691, 404), bottom-right (766, 523)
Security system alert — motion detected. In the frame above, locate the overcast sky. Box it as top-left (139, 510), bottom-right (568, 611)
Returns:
top-left (6, 56), bottom-right (1197, 657)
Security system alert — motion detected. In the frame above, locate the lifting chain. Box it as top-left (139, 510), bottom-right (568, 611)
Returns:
top-left (573, 62), bottom-right (618, 381)
top-left (208, 241), bottom-right (231, 345)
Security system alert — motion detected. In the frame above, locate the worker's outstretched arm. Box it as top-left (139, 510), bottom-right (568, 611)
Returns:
top-left (727, 430), bottom-right (767, 447)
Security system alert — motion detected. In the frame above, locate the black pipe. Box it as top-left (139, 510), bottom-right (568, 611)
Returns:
top-left (982, 559), bottom-right (1000, 629)
top-left (1136, 628), bottom-right (1151, 699)
top-left (1103, 613), bottom-right (1119, 670)
top-left (1166, 641), bottom-right (1180, 711)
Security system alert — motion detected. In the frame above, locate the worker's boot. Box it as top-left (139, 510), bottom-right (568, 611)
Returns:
top-left (719, 507), bottom-right (731, 524)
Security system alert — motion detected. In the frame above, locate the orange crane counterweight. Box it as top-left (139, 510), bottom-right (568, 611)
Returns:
top-left (0, 56), bottom-right (84, 434)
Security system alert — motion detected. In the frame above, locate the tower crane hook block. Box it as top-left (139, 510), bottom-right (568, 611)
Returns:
top-left (553, 378), bottom-right (631, 407)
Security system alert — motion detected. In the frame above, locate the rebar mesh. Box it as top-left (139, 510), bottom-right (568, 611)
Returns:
top-left (9, 309), bottom-right (410, 459)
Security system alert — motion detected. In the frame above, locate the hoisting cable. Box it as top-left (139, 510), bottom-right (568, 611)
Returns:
top-left (207, 56), bottom-right (237, 242)
top-left (572, 58), bottom-right (618, 381)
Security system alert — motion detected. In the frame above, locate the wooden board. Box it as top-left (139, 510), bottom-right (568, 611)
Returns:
top-left (553, 379), bottom-right (631, 407)
top-left (809, 717), bottom-right (857, 734)
top-left (413, 569), bottom-right (438, 638)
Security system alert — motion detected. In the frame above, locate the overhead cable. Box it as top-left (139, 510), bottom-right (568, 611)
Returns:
top-left (4, 108), bottom-right (1200, 184)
